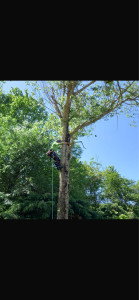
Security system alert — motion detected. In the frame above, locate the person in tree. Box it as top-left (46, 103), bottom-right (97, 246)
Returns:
top-left (46, 140), bottom-right (68, 170)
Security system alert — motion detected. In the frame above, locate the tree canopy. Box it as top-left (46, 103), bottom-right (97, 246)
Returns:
top-left (0, 84), bottom-right (138, 219)
top-left (28, 80), bottom-right (139, 138)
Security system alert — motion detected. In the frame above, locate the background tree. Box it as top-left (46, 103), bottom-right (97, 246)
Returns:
top-left (98, 166), bottom-right (138, 219)
top-left (0, 88), bottom-right (55, 219)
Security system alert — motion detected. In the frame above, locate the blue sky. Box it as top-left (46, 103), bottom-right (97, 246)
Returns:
top-left (80, 114), bottom-right (139, 182)
top-left (2, 81), bottom-right (139, 183)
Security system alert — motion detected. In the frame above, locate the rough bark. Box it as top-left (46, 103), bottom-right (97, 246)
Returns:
top-left (57, 143), bottom-right (71, 219)
top-left (57, 83), bottom-right (73, 219)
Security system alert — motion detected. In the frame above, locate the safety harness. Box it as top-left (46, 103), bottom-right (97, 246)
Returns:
top-left (46, 149), bottom-right (63, 170)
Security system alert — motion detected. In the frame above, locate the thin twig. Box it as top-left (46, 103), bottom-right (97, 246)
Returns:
top-left (74, 141), bottom-right (86, 149)
top-left (73, 81), bottom-right (96, 96)
top-left (51, 87), bottom-right (63, 118)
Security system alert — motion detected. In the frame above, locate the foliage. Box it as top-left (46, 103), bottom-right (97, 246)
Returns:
top-left (0, 88), bottom-right (57, 219)
top-left (29, 80), bottom-right (139, 137)
top-left (0, 87), bottom-right (47, 124)
top-left (0, 85), bottom-right (138, 219)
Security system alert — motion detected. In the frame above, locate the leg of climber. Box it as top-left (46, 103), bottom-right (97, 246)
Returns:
top-left (54, 158), bottom-right (63, 170)
top-left (54, 160), bottom-right (60, 170)
top-left (52, 151), bottom-right (63, 170)
top-left (46, 149), bottom-right (63, 170)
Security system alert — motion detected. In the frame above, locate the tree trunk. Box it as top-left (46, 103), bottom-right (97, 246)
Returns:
top-left (57, 143), bottom-right (71, 219)
top-left (57, 82), bottom-right (73, 219)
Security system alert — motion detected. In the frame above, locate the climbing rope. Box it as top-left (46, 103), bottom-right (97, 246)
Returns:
top-left (52, 161), bottom-right (54, 219)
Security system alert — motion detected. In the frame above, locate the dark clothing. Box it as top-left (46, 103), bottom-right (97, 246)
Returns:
top-left (46, 149), bottom-right (63, 170)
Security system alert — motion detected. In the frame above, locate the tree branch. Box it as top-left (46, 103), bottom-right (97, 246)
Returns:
top-left (73, 81), bottom-right (96, 96)
top-left (70, 108), bottom-right (112, 137)
top-left (70, 93), bottom-right (134, 137)
top-left (117, 81), bottom-right (123, 99)
top-left (63, 82), bottom-right (76, 120)
top-left (51, 87), bottom-right (63, 118)
top-left (70, 85), bottom-right (139, 137)
top-left (121, 81), bottom-right (135, 94)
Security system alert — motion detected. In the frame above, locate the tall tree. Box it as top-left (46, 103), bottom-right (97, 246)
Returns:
top-left (26, 81), bottom-right (139, 219)
top-left (97, 166), bottom-right (138, 219)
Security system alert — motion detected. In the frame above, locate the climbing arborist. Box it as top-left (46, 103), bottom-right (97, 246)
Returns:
top-left (46, 140), bottom-right (69, 170)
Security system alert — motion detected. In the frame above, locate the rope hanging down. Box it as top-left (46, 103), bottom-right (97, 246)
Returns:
top-left (52, 162), bottom-right (54, 219)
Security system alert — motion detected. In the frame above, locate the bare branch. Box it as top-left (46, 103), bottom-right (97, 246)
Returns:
top-left (121, 97), bottom-right (139, 106)
top-left (117, 81), bottom-right (123, 99)
top-left (51, 87), bottom-right (63, 118)
top-left (63, 82), bottom-right (76, 120)
top-left (43, 105), bottom-right (56, 114)
top-left (74, 141), bottom-right (86, 149)
top-left (73, 80), bottom-right (96, 96)
top-left (42, 82), bottom-right (56, 107)
top-left (124, 98), bottom-right (139, 104)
